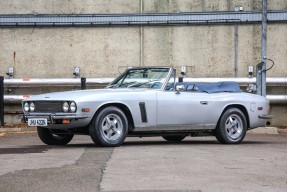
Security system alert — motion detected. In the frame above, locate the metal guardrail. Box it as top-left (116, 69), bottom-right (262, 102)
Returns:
top-left (184, 77), bottom-right (287, 86)
top-left (4, 77), bottom-right (287, 87)
top-left (3, 77), bottom-right (287, 104)
top-left (0, 11), bottom-right (287, 27)
top-left (267, 95), bottom-right (287, 104)
top-left (4, 78), bottom-right (114, 87)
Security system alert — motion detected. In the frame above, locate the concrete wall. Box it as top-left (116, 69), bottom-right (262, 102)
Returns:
top-left (1, 25), bottom-right (286, 78)
top-left (0, 0), bottom-right (287, 126)
top-left (1, 0), bottom-right (287, 78)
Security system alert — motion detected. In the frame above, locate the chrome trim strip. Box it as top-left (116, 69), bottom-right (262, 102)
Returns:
top-left (52, 115), bottom-right (88, 120)
top-left (133, 124), bottom-right (215, 132)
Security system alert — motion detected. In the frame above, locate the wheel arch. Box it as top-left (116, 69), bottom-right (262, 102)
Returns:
top-left (93, 103), bottom-right (135, 131)
top-left (217, 104), bottom-right (250, 128)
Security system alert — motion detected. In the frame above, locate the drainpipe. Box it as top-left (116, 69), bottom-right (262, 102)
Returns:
top-left (234, 7), bottom-right (241, 77)
top-left (234, 24), bottom-right (238, 77)
top-left (0, 76), bottom-right (4, 126)
top-left (140, 0), bottom-right (144, 67)
top-left (261, 0), bottom-right (267, 96)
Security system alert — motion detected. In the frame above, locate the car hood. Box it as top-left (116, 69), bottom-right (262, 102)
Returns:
top-left (24, 88), bottom-right (152, 102)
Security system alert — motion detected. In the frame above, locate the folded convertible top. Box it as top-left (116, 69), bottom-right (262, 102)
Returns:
top-left (175, 81), bottom-right (241, 93)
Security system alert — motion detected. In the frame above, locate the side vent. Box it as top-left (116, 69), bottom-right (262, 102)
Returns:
top-left (139, 102), bottom-right (148, 123)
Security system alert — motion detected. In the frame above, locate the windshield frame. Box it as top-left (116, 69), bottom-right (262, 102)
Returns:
top-left (106, 67), bottom-right (174, 91)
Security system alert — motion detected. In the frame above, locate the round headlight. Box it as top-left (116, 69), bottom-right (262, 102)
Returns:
top-left (29, 102), bottom-right (35, 112)
top-left (62, 102), bottom-right (69, 112)
top-left (70, 102), bottom-right (77, 112)
top-left (24, 102), bottom-right (30, 112)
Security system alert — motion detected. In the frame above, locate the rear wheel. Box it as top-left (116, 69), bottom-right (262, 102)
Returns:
top-left (89, 106), bottom-right (128, 147)
top-left (162, 135), bottom-right (186, 142)
top-left (215, 108), bottom-right (247, 144)
top-left (37, 127), bottom-right (74, 145)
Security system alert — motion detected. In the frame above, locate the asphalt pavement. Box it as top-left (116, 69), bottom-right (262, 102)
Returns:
top-left (0, 133), bottom-right (286, 192)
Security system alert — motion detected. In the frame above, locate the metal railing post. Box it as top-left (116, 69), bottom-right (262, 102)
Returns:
top-left (81, 77), bottom-right (86, 90)
top-left (256, 62), bottom-right (263, 95)
top-left (0, 76), bottom-right (4, 126)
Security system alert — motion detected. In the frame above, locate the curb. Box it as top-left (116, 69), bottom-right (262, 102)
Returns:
top-left (248, 127), bottom-right (278, 134)
top-left (278, 125), bottom-right (287, 135)
top-left (0, 127), bottom-right (36, 133)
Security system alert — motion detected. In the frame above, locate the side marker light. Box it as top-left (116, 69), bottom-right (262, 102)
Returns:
top-left (82, 108), bottom-right (90, 112)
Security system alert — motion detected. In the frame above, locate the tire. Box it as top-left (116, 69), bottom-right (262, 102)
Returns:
top-left (215, 108), bottom-right (247, 144)
top-left (89, 106), bottom-right (128, 147)
top-left (162, 135), bottom-right (186, 142)
top-left (37, 127), bottom-right (74, 145)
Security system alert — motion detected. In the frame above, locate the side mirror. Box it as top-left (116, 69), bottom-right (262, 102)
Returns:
top-left (176, 85), bottom-right (184, 91)
top-left (175, 85), bottom-right (184, 94)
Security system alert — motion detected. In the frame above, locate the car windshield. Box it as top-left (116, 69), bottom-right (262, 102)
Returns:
top-left (107, 68), bottom-right (170, 89)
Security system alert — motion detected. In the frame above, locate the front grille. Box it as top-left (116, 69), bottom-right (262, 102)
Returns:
top-left (35, 101), bottom-right (62, 112)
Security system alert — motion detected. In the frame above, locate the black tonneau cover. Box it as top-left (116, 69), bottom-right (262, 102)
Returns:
top-left (175, 81), bottom-right (241, 93)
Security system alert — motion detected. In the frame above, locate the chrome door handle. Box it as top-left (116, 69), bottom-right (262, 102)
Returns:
top-left (200, 101), bottom-right (209, 105)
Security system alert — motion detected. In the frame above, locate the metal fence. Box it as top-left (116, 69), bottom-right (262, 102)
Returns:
top-left (0, 11), bottom-right (287, 27)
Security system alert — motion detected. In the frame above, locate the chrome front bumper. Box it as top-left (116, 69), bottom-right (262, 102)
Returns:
top-left (21, 113), bottom-right (88, 124)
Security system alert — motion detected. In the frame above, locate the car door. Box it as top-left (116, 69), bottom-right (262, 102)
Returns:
top-left (156, 90), bottom-right (212, 129)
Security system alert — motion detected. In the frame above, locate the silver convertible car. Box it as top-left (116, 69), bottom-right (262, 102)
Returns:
top-left (21, 67), bottom-right (272, 146)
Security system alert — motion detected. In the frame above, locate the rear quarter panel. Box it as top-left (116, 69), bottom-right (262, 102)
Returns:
top-left (208, 92), bottom-right (270, 128)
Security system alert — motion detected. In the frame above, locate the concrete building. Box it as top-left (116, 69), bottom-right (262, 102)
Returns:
top-left (0, 0), bottom-right (286, 126)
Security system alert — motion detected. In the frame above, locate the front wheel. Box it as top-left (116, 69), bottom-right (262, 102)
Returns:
top-left (215, 108), bottom-right (247, 144)
top-left (37, 127), bottom-right (74, 145)
top-left (89, 106), bottom-right (128, 147)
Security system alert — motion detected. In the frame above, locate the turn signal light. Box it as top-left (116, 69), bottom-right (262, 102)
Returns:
top-left (62, 119), bottom-right (70, 124)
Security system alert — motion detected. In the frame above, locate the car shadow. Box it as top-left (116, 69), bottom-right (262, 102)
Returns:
top-left (59, 138), bottom-right (275, 148)
top-left (122, 139), bottom-right (219, 146)
top-left (14, 137), bottom-right (277, 151)
top-left (122, 139), bottom-right (273, 147)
